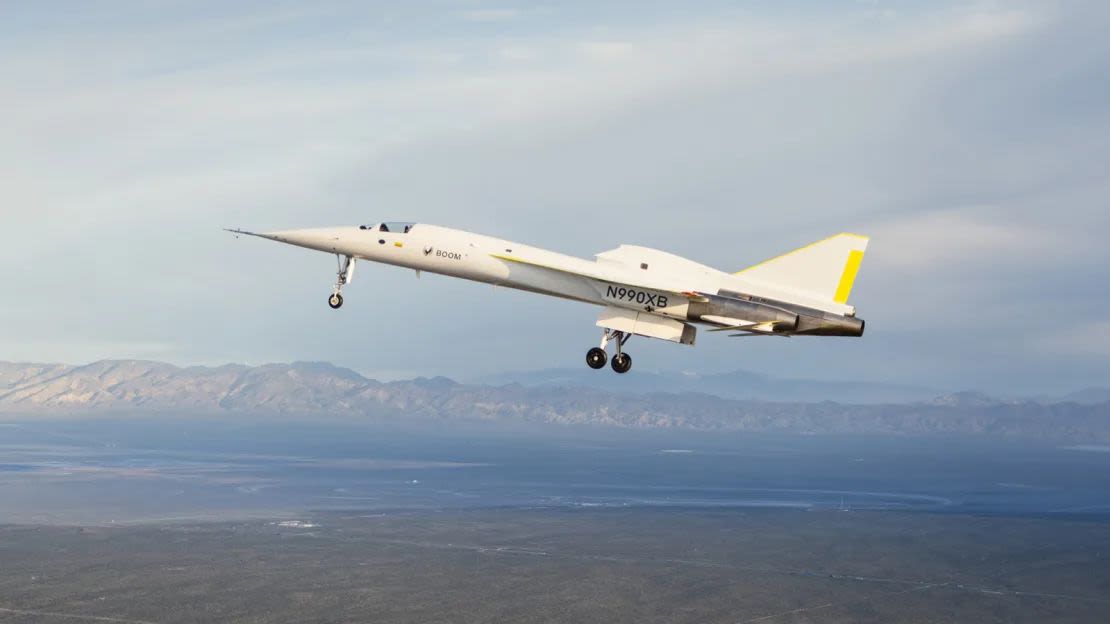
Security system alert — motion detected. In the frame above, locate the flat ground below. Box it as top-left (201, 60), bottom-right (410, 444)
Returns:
top-left (1, 508), bottom-right (1108, 623)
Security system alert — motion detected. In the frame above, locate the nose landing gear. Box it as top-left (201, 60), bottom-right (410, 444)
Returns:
top-left (329, 254), bottom-right (355, 309)
top-left (586, 329), bottom-right (632, 373)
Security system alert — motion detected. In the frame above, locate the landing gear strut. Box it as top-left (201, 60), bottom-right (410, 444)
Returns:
top-left (586, 329), bottom-right (632, 373)
top-left (329, 254), bottom-right (355, 309)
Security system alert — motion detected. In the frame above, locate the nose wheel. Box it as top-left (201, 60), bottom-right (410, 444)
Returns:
top-left (586, 330), bottom-right (632, 373)
top-left (328, 254), bottom-right (355, 310)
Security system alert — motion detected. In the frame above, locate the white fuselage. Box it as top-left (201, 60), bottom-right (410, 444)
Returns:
top-left (262, 223), bottom-right (742, 325)
top-left (235, 221), bottom-right (868, 358)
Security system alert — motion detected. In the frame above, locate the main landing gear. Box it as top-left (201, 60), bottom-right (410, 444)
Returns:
top-left (586, 329), bottom-right (633, 374)
top-left (328, 254), bottom-right (355, 309)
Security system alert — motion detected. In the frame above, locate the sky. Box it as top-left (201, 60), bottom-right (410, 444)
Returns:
top-left (1, 0), bottom-right (1108, 395)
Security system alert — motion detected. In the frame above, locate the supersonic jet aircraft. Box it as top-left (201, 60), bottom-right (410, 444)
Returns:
top-left (228, 223), bottom-right (868, 374)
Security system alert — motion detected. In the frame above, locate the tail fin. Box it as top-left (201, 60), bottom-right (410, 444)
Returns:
top-left (735, 233), bottom-right (869, 306)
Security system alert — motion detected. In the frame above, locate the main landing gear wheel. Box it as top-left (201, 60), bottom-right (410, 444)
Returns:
top-left (588, 329), bottom-right (633, 373)
top-left (328, 293), bottom-right (344, 309)
top-left (611, 353), bottom-right (632, 374)
top-left (586, 347), bottom-right (608, 369)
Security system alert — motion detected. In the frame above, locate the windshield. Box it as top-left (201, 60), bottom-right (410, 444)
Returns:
top-left (362, 222), bottom-right (416, 233)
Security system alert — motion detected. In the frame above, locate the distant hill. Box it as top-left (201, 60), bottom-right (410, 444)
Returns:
top-left (472, 367), bottom-right (939, 404)
top-left (1, 360), bottom-right (1108, 442)
top-left (1053, 387), bottom-right (1110, 405)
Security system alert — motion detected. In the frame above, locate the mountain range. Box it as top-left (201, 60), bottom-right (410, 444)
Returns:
top-left (1, 360), bottom-right (1107, 442)
top-left (472, 367), bottom-right (940, 404)
top-left (474, 368), bottom-right (1110, 406)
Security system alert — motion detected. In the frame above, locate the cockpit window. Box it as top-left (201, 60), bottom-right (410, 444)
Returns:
top-left (360, 222), bottom-right (416, 233)
top-left (380, 222), bottom-right (416, 234)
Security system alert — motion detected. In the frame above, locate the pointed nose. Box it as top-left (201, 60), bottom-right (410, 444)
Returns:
top-left (262, 227), bottom-right (347, 252)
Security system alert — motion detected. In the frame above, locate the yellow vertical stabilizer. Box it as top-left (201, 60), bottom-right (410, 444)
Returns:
top-left (735, 233), bottom-right (869, 305)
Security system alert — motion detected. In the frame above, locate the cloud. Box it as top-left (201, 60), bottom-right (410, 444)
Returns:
top-left (868, 209), bottom-right (1069, 271)
top-left (458, 8), bottom-right (520, 23)
top-left (1, 1), bottom-right (1107, 395)
top-left (1037, 321), bottom-right (1110, 357)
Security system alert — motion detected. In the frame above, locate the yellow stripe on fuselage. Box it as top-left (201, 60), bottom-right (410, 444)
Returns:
top-left (834, 250), bottom-right (864, 304)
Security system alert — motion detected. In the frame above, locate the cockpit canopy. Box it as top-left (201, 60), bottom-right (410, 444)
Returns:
top-left (359, 221), bottom-right (416, 233)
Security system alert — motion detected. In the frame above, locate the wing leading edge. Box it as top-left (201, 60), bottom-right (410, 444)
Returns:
top-left (490, 252), bottom-right (707, 301)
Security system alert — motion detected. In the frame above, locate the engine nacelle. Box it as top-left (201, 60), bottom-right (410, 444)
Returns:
top-left (691, 292), bottom-right (865, 337)
top-left (687, 294), bottom-right (799, 331)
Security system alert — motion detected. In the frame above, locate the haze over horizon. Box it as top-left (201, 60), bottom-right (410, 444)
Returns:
top-left (3, 1), bottom-right (1108, 394)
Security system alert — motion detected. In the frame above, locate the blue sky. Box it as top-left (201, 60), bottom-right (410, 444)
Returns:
top-left (2, 1), bottom-right (1108, 395)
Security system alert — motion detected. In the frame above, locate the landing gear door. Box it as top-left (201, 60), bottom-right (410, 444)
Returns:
top-left (596, 307), bottom-right (696, 346)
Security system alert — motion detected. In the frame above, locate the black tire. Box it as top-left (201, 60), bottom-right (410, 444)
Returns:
top-left (586, 347), bottom-right (608, 370)
top-left (611, 353), bottom-right (632, 374)
top-left (328, 293), bottom-right (344, 309)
